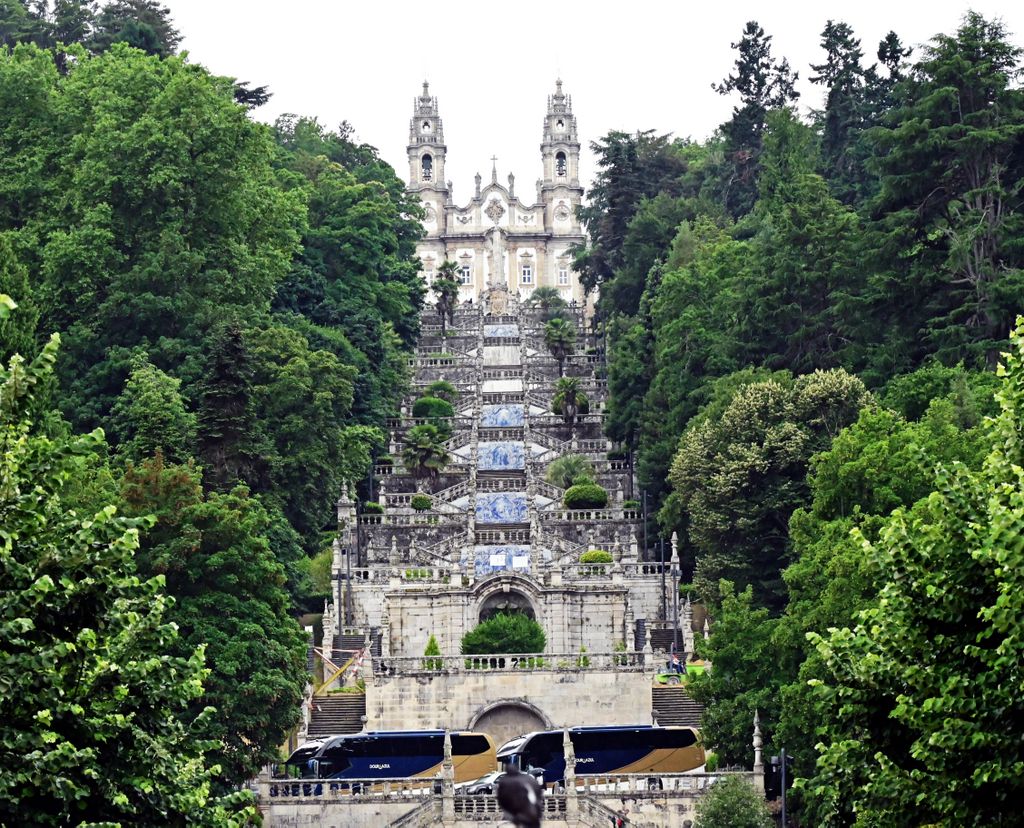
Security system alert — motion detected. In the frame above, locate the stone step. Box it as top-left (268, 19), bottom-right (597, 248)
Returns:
top-left (651, 685), bottom-right (704, 727)
top-left (307, 693), bottom-right (366, 738)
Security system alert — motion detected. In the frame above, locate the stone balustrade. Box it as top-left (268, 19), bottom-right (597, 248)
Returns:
top-left (372, 650), bottom-right (648, 676)
top-left (357, 513), bottom-right (465, 527)
top-left (262, 776), bottom-right (435, 802)
top-left (573, 772), bottom-right (754, 796)
top-left (538, 508), bottom-right (640, 523)
top-left (453, 794), bottom-right (567, 819)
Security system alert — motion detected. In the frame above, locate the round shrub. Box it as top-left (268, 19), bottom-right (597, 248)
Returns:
top-left (410, 494), bottom-right (433, 511)
top-left (362, 501), bottom-right (384, 514)
top-left (412, 395), bottom-right (454, 420)
top-left (563, 482), bottom-right (609, 510)
top-left (580, 550), bottom-right (613, 564)
top-left (462, 613), bottom-right (546, 655)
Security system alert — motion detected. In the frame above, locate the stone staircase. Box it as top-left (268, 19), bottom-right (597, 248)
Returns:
top-left (651, 685), bottom-right (704, 727)
top-left (307, 693), bottom-right (366, 737)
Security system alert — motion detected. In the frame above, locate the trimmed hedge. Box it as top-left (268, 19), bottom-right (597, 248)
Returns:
top-left (362, 501), bottom-right (384, 514)
top-left (410, 494), bottom-right (433, 511)
top-left (412, 395), bottom-right (454, 420)
top-left (580, 550), bottom-right (613, 564)
top-left (564, 482), bottom-right (609, 510)
top-left (622, 499), bottom-right (640, 510)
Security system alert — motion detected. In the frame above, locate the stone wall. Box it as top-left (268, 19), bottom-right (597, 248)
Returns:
top-left (366, 665), bottom-right (657, 735)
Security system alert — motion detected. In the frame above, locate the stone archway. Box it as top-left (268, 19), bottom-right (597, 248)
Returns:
top-left (471, 700), bottom-right (550, 749)
top-left (478, 589), bottom-right (535, 622)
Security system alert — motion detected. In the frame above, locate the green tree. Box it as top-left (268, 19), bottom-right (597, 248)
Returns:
top-left (109, 353), bottom-right (196, 464)
top-left (90, 0), bottom-right (179, 57)
top-left (669, 369), bottom-right (869, 608)
top-left (806, 322), bottom-right (1024, 826)
top-left (423, 633), bottom-right (442, 670)
top-left (694, 775), bottom-right (773, 828)
top-left (712, 20), bottom-right (799, 216)
top-left (543, 316), bottom-right (576, 376)
top-left (864, 12), bottom-right (1024, 371)
top-left (462, 613), bottom-right (546, 655)
top-left (551, 376), bottom-right (589, 425)
top-left (401, 423), bottom-right (450, 489)
top-left (0, 331), bottom-right (255, 825)
top-left (544, 453), bottom-right (593, 489)
top-left (688, 583), bottom-right (784, 767)
top-left (120, 455), bottom-right (307, 787)
top-left (525, 285), bottom-right (566, 319)
top-left (0, 235), bottom-right (38, 364)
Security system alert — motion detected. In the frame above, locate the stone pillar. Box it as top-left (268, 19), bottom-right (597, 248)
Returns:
top-left (752, 710), bottom-right (765, 794)
top-left (562, 729), bottom-right (578, 820)
top-left (441, 730), bottom-right (455, 821)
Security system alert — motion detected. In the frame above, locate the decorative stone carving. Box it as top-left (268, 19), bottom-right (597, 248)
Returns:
top-left (518, 213), bottom-right (535, 224)
top-left (484, 198), bottom-right (505, 223)
top-left (456, 214), bottom-right (471, 224)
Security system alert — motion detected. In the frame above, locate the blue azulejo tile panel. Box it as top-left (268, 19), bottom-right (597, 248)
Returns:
top-left (476, 493), bottom-right (528, 524)
top-left (466, 545), bottom-right (531, 575)
top-left (481, 404), bottom-right (525, 427)
top-left (478, 441), bottom-right (525, 470)
top-left (484, 324), bottom-right (520, 338)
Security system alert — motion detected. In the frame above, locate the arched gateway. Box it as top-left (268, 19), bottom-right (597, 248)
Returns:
top-left (470, 700), bottom-right (551, 748)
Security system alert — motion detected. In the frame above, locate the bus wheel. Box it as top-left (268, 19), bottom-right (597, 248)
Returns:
top-left (646, 777), bottom-right (663, 791)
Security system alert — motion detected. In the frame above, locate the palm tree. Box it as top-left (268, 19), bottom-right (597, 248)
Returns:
top-left (526, 286), bottom-right (566, 320)
top-left (543, 317), bottom-right (576, 377)
top-left (544, 453), bottom-right (594, 489)
top-left (552, 377), bottom-right (589, 426)
top-left (433, 261), bottom-right (460, 337)
top-left (401, 423), bottom-right (450, 490)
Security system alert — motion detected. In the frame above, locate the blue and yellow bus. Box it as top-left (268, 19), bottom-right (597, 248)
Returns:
top-left (285, 730), bottom-right (497, 782)
top-left (496, 725), bottom-right (704, 787)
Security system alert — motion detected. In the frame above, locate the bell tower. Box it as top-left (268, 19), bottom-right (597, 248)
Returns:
top-left (408, 81), bottom-right (447, 192)
top-left (540, 79), bottom-right (580, 187)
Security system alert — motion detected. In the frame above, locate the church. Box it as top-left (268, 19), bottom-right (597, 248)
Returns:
top-left (408, 80), bottom-right (588, 305)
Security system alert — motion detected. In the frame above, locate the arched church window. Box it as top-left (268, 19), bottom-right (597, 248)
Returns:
top-left (555, 152), bottom-right (566, 177)
top-left (556, 119), bottom-right (564, 131)
top-left (422, 120), bottom-right (432, 133)
top-left (422, 153), bottom-right (433, 181)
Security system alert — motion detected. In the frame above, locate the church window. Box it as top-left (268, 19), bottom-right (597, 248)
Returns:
top-left (521, 264), bottom-right (533, 284)
top-left (558, 268), bottom-right (569, 286)
top-left (422, 120), bottom-right (432, 133)
top-left (555, 152), bottom-right (567, 177)
top-left (556, 119), bottom-right (564, 130)
top-left (460, 264), bottom-right (471, 285)
top-left (422, 153), bottom-right (433, 181)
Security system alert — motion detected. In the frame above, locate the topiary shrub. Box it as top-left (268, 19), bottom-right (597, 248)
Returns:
top-left (362, 501), bottom-right (384, 514)
top-left (563, 482), bottom-right (609, 510)
top-left (375, 455), bottom-right (393, 466)
top-left (580, 550), bottom-right (613, 564)
top-left (412, 395), bottom-right (454, 420)
top-left (423, 634), bottom-right (442, 670)
top-left (622, 499), bottom-right (640, 510)
top-left (410, 494), bottom-right (432, 511)
top-left (426, 380), bottom-right (458, 404)
top-left (461, 613), bottom-right (546, 655)
top-left (607, 449), bottom-right (628, 461)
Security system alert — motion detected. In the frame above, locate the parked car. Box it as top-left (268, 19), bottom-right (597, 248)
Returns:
top-left (460, 767), bottom-right (544, 795)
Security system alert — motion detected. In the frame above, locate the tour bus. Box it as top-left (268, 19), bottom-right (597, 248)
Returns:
top-left (285, 730), bottom-right (497, 783)
top-left (496, 725), bottom-right (704, 787)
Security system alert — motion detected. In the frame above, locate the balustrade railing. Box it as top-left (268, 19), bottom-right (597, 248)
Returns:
top-left (357, 513), bottom-right (464, 527)
top-left (372, 650), bottom-right (647, 675)
top-left (261, 776), bottom-right (435, 802)
top-left (538, 508), bottom-right (639, 523)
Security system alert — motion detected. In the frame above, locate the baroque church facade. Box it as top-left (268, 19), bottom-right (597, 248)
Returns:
top-left (408, 80), bottom-right (588, 304)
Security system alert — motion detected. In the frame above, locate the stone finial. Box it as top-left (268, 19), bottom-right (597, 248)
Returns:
top-left (562, 728), bottom-right (575, 766)
top-left (671, 531), bottom-right (680, 564)
top-left (753, 710), bottom-right (765, 792)
top-left (422, 80), bottom-right (430, 97)
top-left (390, 535), bottom-right (399, 565)
top-left (443, 730), bottom-right (453, 764)
top-left (616, 481), bottom-right (624, 504)
top-left (474, 172), bottom-right (482, 198)
top-left (703, 616), bottom-right (711, 640)
top-left (508, 172), bottom-right (515, 197)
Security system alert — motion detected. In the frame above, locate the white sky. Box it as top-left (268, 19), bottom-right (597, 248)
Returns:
top-left (163, 1), bottom-right (1023, 205)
